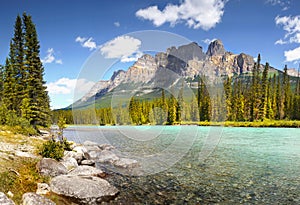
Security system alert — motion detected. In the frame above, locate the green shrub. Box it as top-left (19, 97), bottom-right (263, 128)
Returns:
top-left (39, 140), bottom-right (65, 160)
top-left (61, 138), bottom-right (72, 151)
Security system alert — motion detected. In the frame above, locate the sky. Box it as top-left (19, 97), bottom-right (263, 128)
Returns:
top-left (0, 0), bottom-right (300, 109)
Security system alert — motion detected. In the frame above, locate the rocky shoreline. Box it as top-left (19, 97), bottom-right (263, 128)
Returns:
top-left (0, 137), bottom-right (140, 205)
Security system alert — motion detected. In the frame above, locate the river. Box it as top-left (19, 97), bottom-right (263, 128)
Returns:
top-left (63, 125), bottom-right (300, 204)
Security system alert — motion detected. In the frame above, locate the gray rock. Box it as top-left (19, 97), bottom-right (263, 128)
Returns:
top-left (60, 157), bottom-right (78, 171)
top-left (50, 175), bottom-right (119, 204)
top-left (36, 183), bottom-right (51, 195)
top-left (80, 159), bottom-right (95, 166)
top-left (98, 144), bottom-right (115, 151)
top-left (0, 192), bottom-right (15, 205)
top-left (83, 141), bottom-right (99, 146)
top-left (22, 192), bottom-right (55, 205)
top-left (36, 158), bottom-right (68, 177)
top-left (63, 150), bottom-right (84, 163)
top-left (84, 150), bottom-right (99, 160)
top-left (114, 158), bottom-right (139, 169)
top-left (97, 150), bottom-right (119, 163)
top-left (14, 151), bottom-right (38, 159)
top-left (68, 165), bottom-right (105, 177)
top-left (237, 53), bottom-right (255, 74)
top-left (206, 39), bottom-right (226, 56)
top-left (168, 42), bottom-right (205, 63)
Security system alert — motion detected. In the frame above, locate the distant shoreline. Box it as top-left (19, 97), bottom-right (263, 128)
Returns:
top-left (62, 120), bottom-right (300, 128)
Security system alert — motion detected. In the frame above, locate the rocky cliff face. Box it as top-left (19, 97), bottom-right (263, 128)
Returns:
top-left (79, 40), bottom-right (271, 103)
top-left (206, 39), bottom-right (226, 56)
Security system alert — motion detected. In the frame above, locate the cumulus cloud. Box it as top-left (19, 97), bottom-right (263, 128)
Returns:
top-left (275, 15), bottom-right (300, 62)
top-left (75, 36), bottom-right (98, 50)
top-left (266, 0), bottom-right (291, 10)
top-left (100, 36), bottom-right (143, 62)
top-left (42, 48), bottom-right (63, 64)
top-left (75, 36), bottom-right (86, 43)
top-left (275, 39), bottom-right (287, 45)
top-left (46, 77), bottom-right (95, 95)
top-left (284, 47), bottom-right (300, 62)
top-left (114, 22), bottom-right (120, 27)
top-left (135, 0), bottom-right (227, 30)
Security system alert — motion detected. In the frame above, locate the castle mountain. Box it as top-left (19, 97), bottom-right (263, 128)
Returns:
top-left (75, 39), bottom-right (290, 108)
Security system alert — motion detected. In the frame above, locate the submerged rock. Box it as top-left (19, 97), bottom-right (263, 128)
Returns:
top-left (80, 159), bottom-right (95, 166)
top-left (114, 158), bottom-right (139, 169)
top-left (50, 175), bottom-right (119, 204)
top-left (68, 165), bottom-right (105, 177)
top-left (22, 192), bottom-right (55, 205)
top-left (97, 150), bottom-right (119, 163)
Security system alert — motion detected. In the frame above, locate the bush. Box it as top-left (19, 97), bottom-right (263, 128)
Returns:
top-left (61, 138), bottom-right (72, 151)
top-left (39, 140), bottom-right (65, 160)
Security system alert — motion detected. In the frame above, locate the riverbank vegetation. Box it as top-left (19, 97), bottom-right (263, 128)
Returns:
top-left (53, 54), bottom-right (300, 127)
top-left (0, 126), bottom-right (48, 203)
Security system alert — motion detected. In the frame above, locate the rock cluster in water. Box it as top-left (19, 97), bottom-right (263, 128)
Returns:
top-left (0, 139), bottom-right (140, 205)
top-left (34, 140), bottom-right (139, 204)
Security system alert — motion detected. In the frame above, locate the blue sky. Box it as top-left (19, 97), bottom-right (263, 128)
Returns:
top-left (1, 0), bottom-right (300, 109)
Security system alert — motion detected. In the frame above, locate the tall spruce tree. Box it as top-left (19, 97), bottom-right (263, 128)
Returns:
top-left (3, 15), bottom-right (24, 112)
top-left (22, 13), bottom-right (50, 127)
top-left (260, 62), bottom-right (269, 120)
top-left (2, 13), bottom-right (50, 128)
top-left (283, 65), bottom-right (291, 119)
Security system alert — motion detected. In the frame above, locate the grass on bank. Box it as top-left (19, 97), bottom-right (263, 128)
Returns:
top-left (180, 120), bottom-right (300, 127)
top-left (0, 126), bottom-right (48, 204)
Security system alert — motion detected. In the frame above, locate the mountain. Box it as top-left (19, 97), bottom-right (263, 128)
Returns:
top-left (73, 39), bottom-right (280, 108)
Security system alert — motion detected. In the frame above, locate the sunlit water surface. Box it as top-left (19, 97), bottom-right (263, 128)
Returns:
top-left (64, 126), bottom-right (300, 204)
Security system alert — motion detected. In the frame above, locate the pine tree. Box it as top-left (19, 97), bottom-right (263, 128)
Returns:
top-left (283, 65), bottom-right (291, 119)
top-left (224, 76), bottom-right (233, 121)
top-left (167, 92), bottom-right (177, 125)
top-left (176, 79), bottom-right (184, 123)
top-left (22, 13), bottom-right (51, 127)
top-left (3, 15), bottom-right (24, 113)
top-left (260, 62), bottom-right (269, 120)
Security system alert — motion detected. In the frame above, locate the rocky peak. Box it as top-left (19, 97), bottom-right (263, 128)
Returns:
top-left (125, 54), bottom-right (157, 83)
top-left (111, 70), bottom-right (125, 81)
top-left (206, 39), bottom-right (226, 56)
top-left (167, 42), bottom-right (205, 62)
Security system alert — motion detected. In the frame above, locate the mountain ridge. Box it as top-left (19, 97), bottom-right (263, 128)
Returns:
top-left (73, 39), bottom-right (291, 108)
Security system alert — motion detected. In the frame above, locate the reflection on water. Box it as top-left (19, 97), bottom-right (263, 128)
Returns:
top-left (64, 126), bottom-right (300, 204)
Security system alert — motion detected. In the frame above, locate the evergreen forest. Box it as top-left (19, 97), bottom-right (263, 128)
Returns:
top-left (53, 54), bottom-right (300, 126)
top-left (0, 13), bottom-right (51, 133)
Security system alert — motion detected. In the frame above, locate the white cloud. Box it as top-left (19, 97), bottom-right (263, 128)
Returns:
top-left (202, 38), bottom-right (217, 45)
top-left (275, 39), bottom-right (287, 45)
top-left (114, 22), bottom-right (120, 27)
top-left (275, 15), bottom-right (300, 62)
top-left (121, 51), bottom-right (143, 63)
top-left (284, 46), bottom-right (300, 62)
top-left (100, 36), bottom-right (143, 62)
top-left (275, 15), bottom-right (300, 36)
top-left (46, 78), bottom-right (95, 95)
top-left (135, 0), bottom-right (227, 30)
top-left (42, 48), bottom-right (62, 64)
top-left (75, 36), bottom-right (86, 43)
top-left (55, 59), bottom-right (63, 64)
top-left (75, 36), bottom-right (98, 50)
top-left (266, 0), bottom-right (290, 10)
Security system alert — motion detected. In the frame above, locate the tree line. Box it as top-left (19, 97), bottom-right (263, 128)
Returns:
top-left (0, 13), bottom-right (51, 131)
top-left (53, 54), bottom-right (300, 125)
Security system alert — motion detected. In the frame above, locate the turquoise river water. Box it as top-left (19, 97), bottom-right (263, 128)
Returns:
top-left (64, 126), bottom-right (300, 204)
